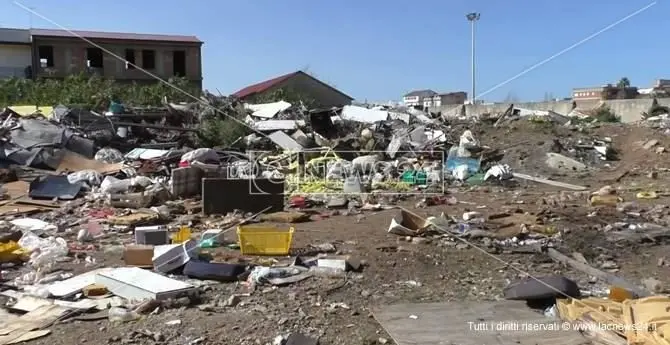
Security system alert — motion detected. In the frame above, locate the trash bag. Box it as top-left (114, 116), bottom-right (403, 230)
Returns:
top-left (18, 232), bottom-right (68, 269)
top-left (100, 176), bottom-right (154, 194)
top-left (10, 218), bottom-right (57, 234)
top-left (100, 176), bottom-right (131, 194)
top-left (457, 130), bottom-right (480, 157)
top-left (95, 147), bottom-right (124, 164)
top-left (452, 165), bottom-right (470, 181)
top-left (67, 169), bottom-right (103, 187)
top-left (181, 148), bottom-right (219, 164)
top-left (484, 164), bottom-right (513, 181)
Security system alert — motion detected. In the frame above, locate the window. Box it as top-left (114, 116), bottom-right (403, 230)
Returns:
top-left (86, 48), bottom-right (103, 68)
top-left (38, 46), bottom-right (54, 68)
top-left (125, 49), bottom-right (136, 69)
top-left (172, 50), bottom-right (186, 77)
top-left (141, 49), bottom-right (155, 69)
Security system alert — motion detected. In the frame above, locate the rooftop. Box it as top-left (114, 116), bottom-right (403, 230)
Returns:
top-left (232, 71), bottom-right (299, 98)
top-left (0, 28), bottom-right (31, 44)
top-left (231, 70), bottom-right (353, 101)
top-left (404, 89), bottom-right (438, 98)
top-left (30, 28), bottom-right (202, 43)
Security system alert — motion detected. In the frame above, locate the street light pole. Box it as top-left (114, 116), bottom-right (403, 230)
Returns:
top-left (466, 12), bottom-right (480, 104)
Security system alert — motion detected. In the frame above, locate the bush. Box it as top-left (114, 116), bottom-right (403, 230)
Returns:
top-left (592, 106), bottom-right (620, 123)
top-left (0, 74), bottom-right (199, 108)
top-left (197, 117), bottom-right (251, 148)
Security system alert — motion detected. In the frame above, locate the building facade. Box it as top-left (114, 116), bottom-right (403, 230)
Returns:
top-left (0, 28), bottom-right (32, 78)
top-left (403, 90), bottom-right (467, 107)
top-left (572, 85), bottom-right (638, 101)
top-left (0, 28), bottom-right (203, 88)
top-left (30, 29), bottom-right (203, 88)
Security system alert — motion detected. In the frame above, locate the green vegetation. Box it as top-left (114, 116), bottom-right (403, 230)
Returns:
top-left (0, 74), bottom-right (199, 108)
top-left (247, 88), bottom-right (315, 108)
top-left (642, 98), bottom-right (670, 119)
top-left (197, 87), bottom-right (315, 148)
top-left (592, 105), bottom-right (620, 123)
top-left (617, 77), bottom-right (631, 88)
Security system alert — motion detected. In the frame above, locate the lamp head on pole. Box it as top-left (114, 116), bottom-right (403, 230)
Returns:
top-left (466, 12), bottom-right (480, 21)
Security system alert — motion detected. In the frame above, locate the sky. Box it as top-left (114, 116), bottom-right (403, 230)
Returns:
top-left (1, 0), bottom-right (668, 103)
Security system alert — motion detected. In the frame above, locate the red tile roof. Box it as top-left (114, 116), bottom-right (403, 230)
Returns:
top-left (232, 71), bottom-right (299, 98)
top-left (30, 28), bottom-right (201, 43)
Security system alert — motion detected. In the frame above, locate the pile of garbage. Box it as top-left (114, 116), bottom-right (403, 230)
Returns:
top-left (0, 93), bottom-right (648, 344)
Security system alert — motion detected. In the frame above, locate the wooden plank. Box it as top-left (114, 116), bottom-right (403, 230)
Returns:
top-left (513, 172), bottom-right (587, 191)
top-left (6, 330), bottom-right (50, 344)
top-left (0, 304), bottom-right (69, 345)
top-left (543, 247), bottom-right (650, 298)
top-left (373, 300), bottom-right (591, 345)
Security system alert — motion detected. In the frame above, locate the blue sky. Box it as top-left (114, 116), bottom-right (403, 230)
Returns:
top-left (2, 0), bottom-right (667, 102)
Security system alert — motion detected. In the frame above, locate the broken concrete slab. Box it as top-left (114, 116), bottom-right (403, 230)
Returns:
top-left (545, 152), bottom-right (587, 171)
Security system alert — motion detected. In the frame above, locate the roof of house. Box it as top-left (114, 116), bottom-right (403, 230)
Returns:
top-left (231, 70), bottom-right (353, 100)
top-left (30, 28), bottom-right (202, 43)
top-left (0, 28), bottom-right (31, 44)
top-left (404, 89), bottom-right (438, 98)
top-left (439, 91), bottom-right (466, 96)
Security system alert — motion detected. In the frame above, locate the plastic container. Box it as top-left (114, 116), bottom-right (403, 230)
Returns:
top-left (237, 225), bottom-right (295, 255)
top-left (401, 171), bottom-right (427, 185)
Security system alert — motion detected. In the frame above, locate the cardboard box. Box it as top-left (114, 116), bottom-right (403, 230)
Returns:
top-left (123, 245), bottom-right (154, 267)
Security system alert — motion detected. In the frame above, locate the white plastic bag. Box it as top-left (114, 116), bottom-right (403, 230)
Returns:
top-left (18, 232), bottom-right (68, 269)
top-left (100, 176), bottom-right (131, 194)
top-left (11, 218), bottom-right (57, 234)
top-left (457, 130), bottom-right (480, 157)
top-left (67, 169), bottom-right (103, 187)
top-left (484, 164), bottom-right (513, 181)
top-left (181, 148), bottom-right (219, 164)
top-left (452, 165), bottom-right (470, 181)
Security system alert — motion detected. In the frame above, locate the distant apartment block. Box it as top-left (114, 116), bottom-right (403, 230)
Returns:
top-left (640, 79), bottom-right (670, 97)
top-left (572, 85), bottom-right (638, 101)
top-left (0, 27), bottom-right (203, 88)
top-left (402, 89), bottom-right (467, 107)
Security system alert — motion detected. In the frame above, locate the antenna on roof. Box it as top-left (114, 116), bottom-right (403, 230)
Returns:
top-left (28, 7), bottom-right (34, 28)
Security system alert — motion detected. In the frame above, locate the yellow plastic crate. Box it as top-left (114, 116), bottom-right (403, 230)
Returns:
top-left (236, 225), bottom-right (295, 255)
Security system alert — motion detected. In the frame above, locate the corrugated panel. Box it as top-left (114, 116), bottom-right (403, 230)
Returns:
top-left (30, 28), bottom-right (201, 43)
top-left (373, 300), bottom-right (590, 345)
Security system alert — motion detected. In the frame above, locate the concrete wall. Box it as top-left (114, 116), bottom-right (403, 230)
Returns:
top-left (432, 98), bottom-right (670, 123)
top-left (31, 37), bottom-right (202, 87)
top-left (0, 44), bottom-right (31, 78)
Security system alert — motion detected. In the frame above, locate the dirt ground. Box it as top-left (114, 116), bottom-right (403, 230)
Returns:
top-left (16, 121), bottom-right (670, 345)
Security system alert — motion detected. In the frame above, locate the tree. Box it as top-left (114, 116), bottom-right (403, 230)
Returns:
top-left (617, 77), bottom-right (630, 88)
